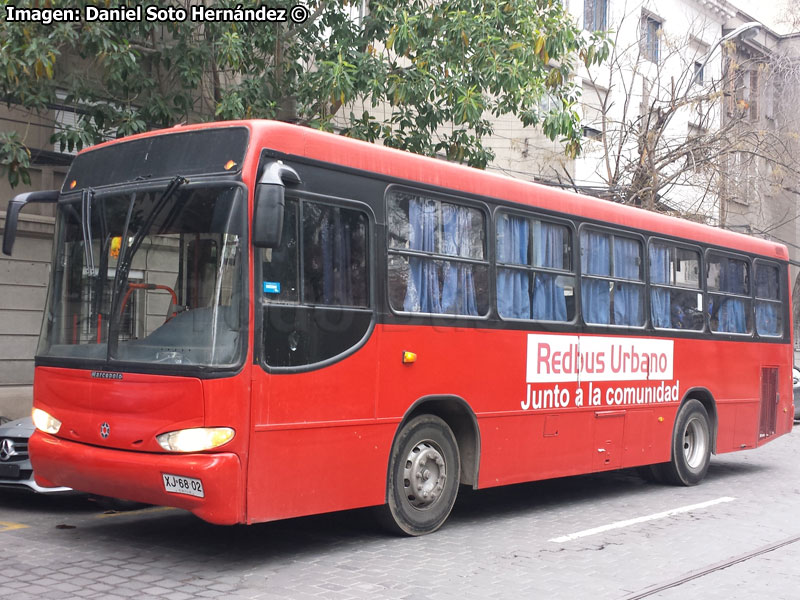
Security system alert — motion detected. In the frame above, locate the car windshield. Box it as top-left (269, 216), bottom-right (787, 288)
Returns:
top-left (38, 183), bottom-right (246, 368)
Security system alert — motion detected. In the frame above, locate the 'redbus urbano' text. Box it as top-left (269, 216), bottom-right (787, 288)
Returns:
top-left (536, 343), bottom-right (670, 377)
top-left (526, 334), bottom-right (674, 383)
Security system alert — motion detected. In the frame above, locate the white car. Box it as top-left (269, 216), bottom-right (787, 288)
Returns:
top-left (0, 417), bottom-right (72, 493)
top-left (793, 367), bottom-right (800, 421)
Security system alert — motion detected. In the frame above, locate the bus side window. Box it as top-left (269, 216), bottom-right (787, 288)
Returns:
top-left (707, 252), bottom-right (751, 334)
top-left (387, 189), bottom-right (489, 316)
top-left (261, 199), bottom-right (299, 303)
top-left (260, 198), bottom-right (372, 368)
top-left (302, 202), bottom-right (368, 308)
top-left (496, 212), bottom-right (575, 322)
top-left (754, 261), bottom-right (782, 337)
top-left (580, 229), bottom-right (644, 327)
top-left (649, 242), bottom-right (703, 331)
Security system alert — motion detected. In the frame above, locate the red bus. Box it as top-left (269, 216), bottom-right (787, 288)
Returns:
top-left (3, 120), bottom-right (793, 535)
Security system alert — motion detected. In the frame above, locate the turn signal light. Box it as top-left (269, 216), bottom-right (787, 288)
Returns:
top-left (402, 351), bottom-right (417, 364)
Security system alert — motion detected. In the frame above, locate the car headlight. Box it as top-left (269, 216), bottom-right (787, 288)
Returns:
top-left (156, 427), bottom-right (234, 452)
top-left (32, 408), bottom-right (62, 434)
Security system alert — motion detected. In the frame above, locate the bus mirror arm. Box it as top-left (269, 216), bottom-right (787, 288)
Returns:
top-left (253, 162), bottom-right (301, 249)
top-left (2, 189), bottom-right (59, 256)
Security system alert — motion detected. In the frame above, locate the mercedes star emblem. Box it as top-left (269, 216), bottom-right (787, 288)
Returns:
top-left (0, 439), bottom-right (18, 461)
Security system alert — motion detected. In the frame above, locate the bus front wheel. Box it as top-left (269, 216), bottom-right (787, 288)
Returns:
top-left (381, 415), bottom-right (460, 536)
top-left (656, 399), bottom-right (712, 486)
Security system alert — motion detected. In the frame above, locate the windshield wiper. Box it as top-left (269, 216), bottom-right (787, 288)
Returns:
top-left (107, 175), bottom-right (188, 358)
top-left (92, 196), bottom-right (111, 327)
top-left (80, 188), bottom-right (96, 275)
top-left (125, 175), bottom-right (188, 263)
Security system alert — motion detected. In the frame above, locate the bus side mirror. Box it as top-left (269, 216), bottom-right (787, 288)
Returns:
top-left (253, 162), bottom-right (300, 249)
top-left (3, 189), bottom-right (59, 255)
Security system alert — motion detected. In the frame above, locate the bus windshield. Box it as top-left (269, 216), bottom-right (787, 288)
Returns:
top-left (38, 183), bottom-right (246, 368)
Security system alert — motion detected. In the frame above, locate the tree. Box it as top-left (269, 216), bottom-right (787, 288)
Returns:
top-left (0, 0), bottom-right (610, 187)
top-left (779, 1), bottom-right (800, 32)
top-left (559, 10), bottom-right (800, 233)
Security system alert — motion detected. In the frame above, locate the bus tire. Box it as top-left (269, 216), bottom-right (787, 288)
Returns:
top-left (658, 399), bottom-right (711, 486)
top-left (381, 415), bottom-right (460, 536)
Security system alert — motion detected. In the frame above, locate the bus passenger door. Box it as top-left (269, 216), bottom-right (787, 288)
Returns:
top-left (248, 194), bottom-right (381, 522)
top-left (593, 410), bottom-right (625, 470)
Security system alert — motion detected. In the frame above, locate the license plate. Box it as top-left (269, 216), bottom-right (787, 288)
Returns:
top-left (0, 464), bottom-right (20, 479)
top-left (162, 473), bottom-right (204, 498)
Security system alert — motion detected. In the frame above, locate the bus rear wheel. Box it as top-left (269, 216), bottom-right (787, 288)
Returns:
top-left (382, 415), bottom-right (460, 536)
top-left (655, 399), bottom-right (712, 486)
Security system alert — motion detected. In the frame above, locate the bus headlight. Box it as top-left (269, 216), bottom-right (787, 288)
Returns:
top-left (156, 427), bottom-right (235, 452)
top-left (32, 408), bottom-right (62, 434)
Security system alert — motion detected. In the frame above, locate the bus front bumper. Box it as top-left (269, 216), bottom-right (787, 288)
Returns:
top-left (29, 430), bottom-right (244, 525)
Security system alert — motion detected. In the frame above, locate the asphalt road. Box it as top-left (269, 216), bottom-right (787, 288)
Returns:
top-left (1, 427), bottom-right (799, 599)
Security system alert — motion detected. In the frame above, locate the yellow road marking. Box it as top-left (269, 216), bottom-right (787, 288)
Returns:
top-left (95, 506), bottom-right (177, 519)
top-left (0, 521), bottom-right (29, 532)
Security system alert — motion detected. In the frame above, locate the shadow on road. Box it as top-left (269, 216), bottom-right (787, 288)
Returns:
top-left (2, 455), bottom-right (764, 566)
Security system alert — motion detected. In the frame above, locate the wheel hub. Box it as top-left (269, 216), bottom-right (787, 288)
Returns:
top-left (683, 417), bottom-right (708, 469)
top-left (403, 441), bottom-right (447, 509)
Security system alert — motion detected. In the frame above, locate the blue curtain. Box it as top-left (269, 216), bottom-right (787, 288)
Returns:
top-left (581, 231), bottom-right (610, 324)
top-left (319, 210), bottom-right (352, 305)
top-left (755, 265), bottom-right (780, 335)
top-left (441, 204), bottom-right (478, 315)
top-left (404, 198), bottom-right (479, 315)
top-left (716, 298), bottom-right (746, 333)
top-left (755, 264), bottom-right (779, 299)
top-left (649, 244), bottom-right (671, 328)
top-left (532, 221), bottom-right (568, 321)
top-left (756, 303), bottom-right (779, 335)
top-left (613, 237), bottom-right (643, 326)
top-left (404, 198), bottom-right (441, 313)
top-left (496, 214), bottom-right (530, 319)
top-left (714, 258), bottom-right (747, 333)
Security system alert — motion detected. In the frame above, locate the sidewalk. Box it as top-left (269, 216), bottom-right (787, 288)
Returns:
top-left (0, 385), bottom-right (32, 420)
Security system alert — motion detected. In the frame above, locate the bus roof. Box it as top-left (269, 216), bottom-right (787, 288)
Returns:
top-left (84, 119), bottom-right (789, 261)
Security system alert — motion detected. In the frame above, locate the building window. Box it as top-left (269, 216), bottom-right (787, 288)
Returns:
top-left (582, 126), bottom-right (602, 140)
top-left (728, 151), bottom-right (754, 204)
top-left (764, 79), bottom-right (775, 120)
top-left (640, 15), bottom-right (662, 63)
top-left (693, 61), bottom-right (704, 85)
top-left (539, 92), bottom-right (558, 114)
top-left (584, 0), bottom-right (607, 31)
top-left (748, 70), bottom-right (759, 120)
top-left (582, 83), bottom-right (606, 140)
top-left (732, 68), bottom-right (759, 120)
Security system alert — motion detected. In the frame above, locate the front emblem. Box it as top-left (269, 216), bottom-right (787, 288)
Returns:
top-left (0, 439), bottom-right (17, 461)
top-left (91, 371), bottom-right (123, 380)
top-left (100, 422), bottom-right (110, 439)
